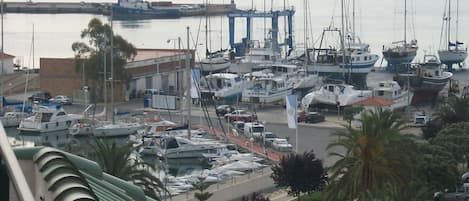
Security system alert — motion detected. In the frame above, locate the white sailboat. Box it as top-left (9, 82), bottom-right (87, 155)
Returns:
top-left (199, 0), bottom-right (230, 74)
top-left (438, 0), bottom-right (467, 71)
top-left (90, 11), bottom-right (143, 137)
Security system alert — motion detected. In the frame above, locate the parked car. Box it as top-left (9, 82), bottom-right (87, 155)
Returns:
top-left (263, 132), bottom-right (278, 147)
top-left (49, 95), bottom-right (72, 105)
top-left (272, 138), bottom-right (293, 152)
top-left (304, 112), bottom-right (325, 124)
top-left (224, 110), bottom-right (257, 122)
top-left (230, 121), bottom-right (245, 135)
top-left (297, 111), bottom-right (307, 122)
top-left (438, 183), bottom-right (469, 201)
top-left (28, 92), bottom-right (52, 103)
top-left (216, 105), bottom-right (235, 116)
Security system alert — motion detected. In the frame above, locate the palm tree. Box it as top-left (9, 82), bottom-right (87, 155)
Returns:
top-left (90, 139), bottom-right (167, 200)
top-left (324, 108), bottom-right (417, 200)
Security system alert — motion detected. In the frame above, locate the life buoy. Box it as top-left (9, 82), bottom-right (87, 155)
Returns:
top-left (70, 127), bottom-right (80, 135)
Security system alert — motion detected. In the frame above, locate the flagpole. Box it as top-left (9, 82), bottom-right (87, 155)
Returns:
top-left (295, 123), bottom-right (298, 153)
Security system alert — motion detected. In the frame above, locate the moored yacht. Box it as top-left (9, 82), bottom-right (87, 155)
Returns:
top-left (18, 103), bottom-right (81, 133)
top-left (93, 122), bottom-right (142, 137)
top-left (140, 136), bottom-right (221, 159)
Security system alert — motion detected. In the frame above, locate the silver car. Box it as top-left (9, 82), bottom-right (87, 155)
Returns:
top-left (49, 95), bottom-right (72, 105)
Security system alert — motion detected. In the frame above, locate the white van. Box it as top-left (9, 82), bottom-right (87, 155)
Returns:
top-left (243, 122), bottom-right (265, 138)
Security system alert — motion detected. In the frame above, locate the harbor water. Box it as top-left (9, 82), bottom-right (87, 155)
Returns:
top-left (2, 0), bottom-right (468, 69)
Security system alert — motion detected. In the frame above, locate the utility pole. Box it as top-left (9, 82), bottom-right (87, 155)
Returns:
top-left (186, 27), bottom-right (191, 140)
top-left (110, 8), bottom-right (115, 124)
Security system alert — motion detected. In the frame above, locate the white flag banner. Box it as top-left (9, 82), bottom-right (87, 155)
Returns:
top-left (191, 69), bottom-right (200, 98)
top-left (286, 94), bottom-right (297, 129)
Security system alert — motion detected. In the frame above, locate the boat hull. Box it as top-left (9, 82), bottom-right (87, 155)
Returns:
top-left (18, 119), bottom-right (79, 133)
top-left (93, 124), bottom-right (142, 137)
top-left (242, 88), bottom-right (292, 104)
top-left (199, 59), bottom-right (231, 74)
top-left (397, 72), bottom-right (452, 105)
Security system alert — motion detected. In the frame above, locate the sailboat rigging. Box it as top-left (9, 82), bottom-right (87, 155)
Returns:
top-left (382, 0), bottom-right (418, 73)
top-left (438, 0), bottom-right (467, 71)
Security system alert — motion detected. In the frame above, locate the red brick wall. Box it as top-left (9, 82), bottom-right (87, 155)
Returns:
top-left (40, 58), bottom-right (82, 97)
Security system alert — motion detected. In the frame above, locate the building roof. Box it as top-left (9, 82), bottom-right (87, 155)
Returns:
top-left (14, 146), bottom-right (158, 201)
top-left (0, 52), bottom-right (15, 59)
top-left (353, 96), bottom-right (393, 107)
top-left (132, 48), bottom-right (188, 62)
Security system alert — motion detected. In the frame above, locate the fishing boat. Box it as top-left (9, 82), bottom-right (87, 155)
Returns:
top-left (382, 0), bottom-right (418, 72)
top-left (199, 73), bottom-right (249, 102)
top-left (438, 0), bottom-right (467, 71)
top-left (301, 84), bottom-right (372, 109)
top-left (112, 0), bottom-right (181, 20)
top-left (397, 55), bottom-right (453, 105)
top-left (18, 103), bottom-right (81, 133)
top-left (242, 77), bottom-right (292, 104)
top-left (305, 29), bottom-right (378, 89)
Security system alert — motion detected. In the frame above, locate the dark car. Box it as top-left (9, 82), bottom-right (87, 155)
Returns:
top-left (216, 105), bottom-right (235, 116)
top-left (304, 112), bottom-right (325, 123)
top-left (28, 92), bottom-right (52, 103)
top-left (297, 111), bottom-right (307, 122)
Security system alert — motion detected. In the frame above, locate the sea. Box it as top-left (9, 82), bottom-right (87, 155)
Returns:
top-left (2, 0), bottom-right (468, 68)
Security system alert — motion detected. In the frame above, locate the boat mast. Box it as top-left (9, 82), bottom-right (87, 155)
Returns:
top-left (110, 8), bottom-right (115, 124)
top-left (404, 0), bottom-right (407, 44)
top-left (186, 26), bottom-right (191, 140)
top-left (448, 0), bottom-right (451, 50)
top-left (303, 0), bottom-right (307, 70)
top-left (352, 0), bottom-right (356, 43)
top-left (0, 0), bottom-right (3, 111)
top-left (455, 0), bottom-right (459, 50)
top-left (340, 0), bottom-right (347, 80)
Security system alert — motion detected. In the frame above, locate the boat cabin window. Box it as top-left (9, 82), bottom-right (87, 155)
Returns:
top-left (379, 83), bottom-right (385, 87)
top-left (164, 138), bottom-right (179, 149)
top-left (378, 91), bottom-right (384, 96)
top-left (435, 71), bottom-right (439, 76)
top-left (57, 112), bottom-right (66, 116)
top-left (328, 85), bottom-right (335, 92)
top-left (41, 113), bottom-right (53, 122)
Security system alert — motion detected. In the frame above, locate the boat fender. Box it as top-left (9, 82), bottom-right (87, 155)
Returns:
top-left (70, 128), bottom-right (80, 135)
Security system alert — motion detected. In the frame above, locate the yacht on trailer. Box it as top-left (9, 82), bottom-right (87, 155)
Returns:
top-left (230, 39), bottom-right (282, 74)
top-left (242, 77), bottom-right (292, 104)
top-left (199, 73), bottom-right (249, 102)
top-left (301, 83), bottom-right (372, 109)
top-left (372, 80), bottom-right (413, 110)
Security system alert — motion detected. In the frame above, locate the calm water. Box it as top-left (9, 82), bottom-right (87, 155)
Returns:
top-left (1, 0), bottom-right (468, 68)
